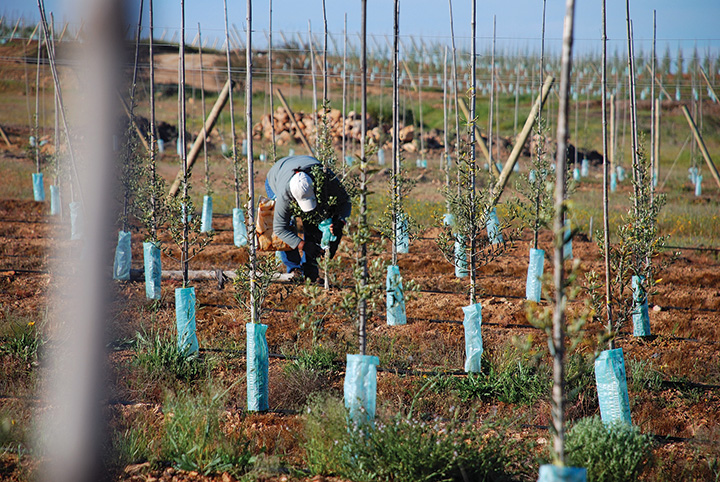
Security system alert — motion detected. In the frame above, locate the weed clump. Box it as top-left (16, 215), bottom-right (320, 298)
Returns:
top-left (565, 416), bottom-right (653, 482)
top-left (133, 328), bottom-right (213, 384)
top-left (303, 395), bottom-right (529, 481)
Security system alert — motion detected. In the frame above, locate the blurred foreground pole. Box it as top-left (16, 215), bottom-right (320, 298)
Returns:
top-left (36, 0), bottom-right (125, 480)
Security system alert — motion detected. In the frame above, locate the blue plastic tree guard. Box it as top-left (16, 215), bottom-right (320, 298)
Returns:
top-left (157, 138), bottom-right (165, 153)
top-left (69, 201), bottom-right (83, 240)
top-left (112, 230), bottom-right (132, 281)
top-left (572, 167), bottom-right (581, 181)
top-left (529, 170), bottom-right (537, 183)
top-left (201, 195), bottom-right (213, 232)
top-left (176, 138), bottom-right (182, 155)
top-left (616, 165), bottom-right (625, 182)
top-left (377, 149), bottom-right (385, 165)
top-left (486, 208), bottom-right (503, 244)
top-left (247, 322), bottom-right (269, 411)
top-left (563, 220), bottom-right (573, 260)
top-left (32, 172), bottom-right (45, 201)
top-left (463, 303), bottom-right (483, 373)
top-left (344, 354), bottom-right (380, 425)
top-left (396, 215), bottom-right (409, 254)
top-left (221, 142), bottom-right (229, 156)
top-left (455, 238), bottom-right (468, 278)
top-left (319, 218), bottom-right (337, 249)
top-left (695, 175), bottom-right (702, 197)
top-left (386, 265), bottom-right (407, 326)
top-left (595, 348), bottom-right (632, 425)
top-left (688, 167), bottom-right (698, 184)
top-left (581, 158), bottom-right (589, 177)
top-left (175, 287), bottom-right (198, 356)
top-left (143, 242), bottom-right (162, 300)
top-left (233, 208), bottom-right (248, 247)
top-left (49, 185), bottom-right (60, 215)
top-left (538, 465), bottom-right (587, 482)
top-left (242, 139), bottom-right (248, 156)
top-left (610, 172), bottom-right (617, 192)
top-left (526, 248), bottom-right (545, 302)
top-left (632, 275), bottom-right (650, 337)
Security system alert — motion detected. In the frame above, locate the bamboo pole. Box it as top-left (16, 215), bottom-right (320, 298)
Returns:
top-left (222, 0), bottom-right (240, 210)
top-left (458, 97), bottom-right (493, 171)
top-left (0, 126), bottom-right (11, 147)
top-left (447, 0), bottom-right (461, 174)
top-left (551, 0), bottom-right (576, 464)
top-left (341, 14), bottom-right (347, 171)
top-left (625, 5), bottom-right (639, 217)
top-left (168, 79), bottom-right (233, 196)
top-left (268, 0), bottom-right (276, 161)
top-left (308, 21), bottom-right (318, 149)
top-left (609, 94), bottom-right (615, 173)
top-left (275, 88), bottom-right (315, 156)
top-left (490, 75), bottom-right (555, 205)
top-left (681, 104), bottom-right (720, 189)
top-left (149, 0), bottom-right (158, 240)
top-left (358, 0), bottom-right (368, 355)
top-left (322, 0), bottom-right (328, 104)
top-left (443, 46), bottom-right (449, 183)
top-left (601, 0), bottom-right (613, 348)
top-left (650, 10), bottom-right (656, 199)
top-left (391, 0), bottom-right (399, 265)
top-left (198, 24), bottom-right (210, 195)
top-left (654, 97), bottom-right (660, 183)
top-left (179, 0), bottom-right (189, 285)
top-left (488, 16), bottom-right (496, 170)
top-left (246, 0), bottom-right (257, 325)
top-left (469, 0), bottom-right (477, 305)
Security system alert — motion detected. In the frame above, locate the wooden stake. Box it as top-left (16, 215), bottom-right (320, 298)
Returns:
top-left (491, 75), bottom-right (555, 205)
top-left (168, 79), bottom-right (233, 196)
top-left (0, 125), bottom-right (12, 147)
top-left (222, 0), bottom-right (240, 209)
top-left (458, 97), bottom-right (493, 171)
top-left (275, 88), bottom-right (316, 156)
top-left (654, 97), bottom-right (660, 183)
top-left (601, 0), bottom-right (613, 347)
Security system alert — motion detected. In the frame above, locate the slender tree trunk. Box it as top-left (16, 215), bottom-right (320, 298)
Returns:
top-left (601, 0), bottom-right (613, 348)
top-left (322, 0), bottom-right (328, 104)
top-left (443, 46), bottom-right (450, 186)
top-left (358, 0), bottom-right (368, 355)
top-left (552, 0), bottom-right (576, 465)
top-left (625, 3), bottom-right (639, 217)
top-left (246, 0), bottom-right (257, 324)
top-left (533, 0), bottom-right (548, 251)
top-left (309, 21), bottom-right (318, 148)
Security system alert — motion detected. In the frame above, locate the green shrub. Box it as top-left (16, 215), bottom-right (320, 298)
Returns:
top-left (303, 395), bottom-right (529, 482)
top-left (134, 328), bottom-right (212, 383)
top-left (110, 419), bottom-right (158, 467)
top-left (162, 388), bottom-right (253, 476)
top-left (565, 416), bottom-right (653, 482)
top-left (1, 314), bottom-right (44, 365)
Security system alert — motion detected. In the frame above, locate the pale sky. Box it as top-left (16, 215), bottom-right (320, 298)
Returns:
top-left (4, 0), bottom-right (720, 58)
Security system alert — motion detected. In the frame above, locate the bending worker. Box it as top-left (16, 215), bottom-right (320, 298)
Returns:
top-left (265, 155), bottom-right (351, 281)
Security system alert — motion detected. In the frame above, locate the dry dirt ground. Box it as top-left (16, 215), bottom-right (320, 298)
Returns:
top-left (0, 128), bottom-right (719, 480)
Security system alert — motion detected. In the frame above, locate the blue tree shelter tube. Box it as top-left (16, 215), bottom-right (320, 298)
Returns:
top-left (344, 354), bottom-right (380, 425)
top-left (143, 241), bottom-right (162, 300)
top-left (112, 230), bottom-right (132, 281)
top-left (32, 172), bottom-right (45, 201)
top-left (386, 265), bottom-right (407, 326)
top-left (233, 208), bottom-right (248, 247)
top-left (246, 322), bottom-right (269, 411)
top-left (526, 248), bottom-right (545, 302)
top-left (595, 348), bottom-right (632, 425)
top-left (463, 303), bottom-right (483, 373)
top-left (201, 195), bottom-right (213, 232)
top-left (175, 287), bottom-right (199, 356)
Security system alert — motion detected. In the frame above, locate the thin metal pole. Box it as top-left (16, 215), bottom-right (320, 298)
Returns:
top-left (447, 0), bottom-right (461, 187)
top-left (601, 0), bottom-right (613, 349)
top-left (322, 0), bottom-right (328, 103)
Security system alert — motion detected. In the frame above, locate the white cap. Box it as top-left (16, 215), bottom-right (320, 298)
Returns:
top-left (289, 171), bottom-right (317, 212)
